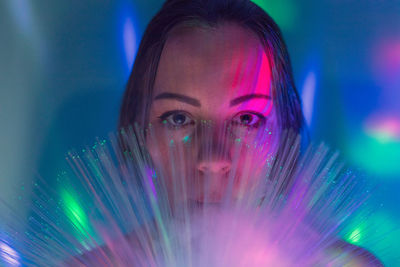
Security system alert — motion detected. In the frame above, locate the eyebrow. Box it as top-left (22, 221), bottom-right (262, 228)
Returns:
top-left (153, 92), bottom-right (271, 108)
top-left (230, 94), bottom-right (271, 107)
top-left (154, 92), bottom-right (201, 107)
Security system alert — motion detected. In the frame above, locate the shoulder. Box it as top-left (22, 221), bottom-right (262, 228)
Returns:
top-left (62, 232), bottom-right (144, 266)
top-left (326, 239), bottom-right (384, 267)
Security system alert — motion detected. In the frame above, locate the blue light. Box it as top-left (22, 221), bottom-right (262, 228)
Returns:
top-left (301, 70), bottom-right (317, 127)
top-left (123, 16), bottom-right (137, 72)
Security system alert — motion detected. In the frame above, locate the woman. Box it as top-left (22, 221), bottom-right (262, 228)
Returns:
top-left (119, 0), bottom-right (302, 205)
top-left (115, 0), bottom-right (382, 265)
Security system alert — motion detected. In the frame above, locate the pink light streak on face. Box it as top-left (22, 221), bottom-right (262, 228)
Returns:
top-left (254, 51), bottom-right (273, 116)
top-left (231, 48), bottom-right (273, 117)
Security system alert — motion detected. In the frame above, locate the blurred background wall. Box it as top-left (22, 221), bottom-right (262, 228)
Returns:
top-left (0, 0), bottom-right (399, 265)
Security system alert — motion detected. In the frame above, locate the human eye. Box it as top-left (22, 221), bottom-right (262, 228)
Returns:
top-left (158, 110), bottom-right (195, 128)
top-left (231, 111), bottom-right (266, 128)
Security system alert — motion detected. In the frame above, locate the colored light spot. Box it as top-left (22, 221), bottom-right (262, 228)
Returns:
top-left (0, 241), bottom-right (20, 266)
top-left (348, 116), bottom-right (400, 177)
top-left (365, 116), bottom-right (400, 143)
top-left (373, 40), bottom-right (400, 83)
top-left (347, 228), bottom-right (362, 244)
top-left (182, 135), bottom-right (190, 143)
top-left (341, 212), bottom-right (400, 266)
top-left (301, 71), bottom-right (317, 127)
top-left (251, 0), bottom-right (297, 30)
top-left (123, 17), bottom-right (137, 71)
top-left (349, 135), bottom-right (400, 176)
top-left (61, 190), bottom-right (91, 245)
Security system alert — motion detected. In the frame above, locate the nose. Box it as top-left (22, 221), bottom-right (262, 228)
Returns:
top-left (195, 121), bottom-right (233, 174)
top-left (197, 159), bottom-right (231, 174)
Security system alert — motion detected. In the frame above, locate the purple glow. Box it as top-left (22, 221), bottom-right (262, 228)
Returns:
top-left (301, 71), bottom-right (317, 127)
top-left (123, 17), bottom-right (137, 71)
top-left (373, 40), bottom-right (400, 82)
top-left (145, 167), bottom-right (157, 198)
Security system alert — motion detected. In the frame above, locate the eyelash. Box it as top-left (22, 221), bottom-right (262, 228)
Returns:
top-left (231, 111), bottom-right (266, 128)
top-left (158, 110), bottom-right (195, 129)
top-left (158, 110), bottom-right (266, 129)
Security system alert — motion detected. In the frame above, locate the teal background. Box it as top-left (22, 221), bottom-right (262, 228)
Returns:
top-left (0, 0), bottom-right (399, 265)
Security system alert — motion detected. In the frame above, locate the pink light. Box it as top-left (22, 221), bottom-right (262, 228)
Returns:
top-left (231, 50), bottom-right (273, 116)
top-left (0, 241), bottom-right (20, 266)
top-left (255, 51), bottom-right (273, 115)
top-left (373, 40), bottom-right (400, 83)
top-left (364, 115), bottom-right (400, 142)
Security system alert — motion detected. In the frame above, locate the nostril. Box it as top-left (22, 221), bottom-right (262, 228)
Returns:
top-left (221, 165), bottom-right (230, 173)
top-left (197, 160), bottom-right (231, 174)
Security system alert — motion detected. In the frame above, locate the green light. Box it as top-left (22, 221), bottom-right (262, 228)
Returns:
top-left (347, 228), bottom-right (362, 244)
top-left (61, 190), bottom-right (91, 241)
top-left (182, 135), bottom-right (190, 143)
top-left (251, 0), bottom-right (297, 30)
top-left (348, 134), bottom-right (400, 177)
top-left (372, 131), bottom-right (396, 144)
top-left (341, 211), bottom-right (400, 266)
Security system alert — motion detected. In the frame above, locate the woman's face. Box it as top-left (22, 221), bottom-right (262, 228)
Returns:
top-left (147, 23), bottom-right (278, 204)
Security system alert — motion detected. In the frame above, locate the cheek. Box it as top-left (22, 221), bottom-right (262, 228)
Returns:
top-left (235, 110), bottom-right (279, 151)
top-left (146, 126), bottom-right (196, 184)
top-left (146, 125), bottom-right (175, 177)
top-left (232, 114), bottom-right (279, 182)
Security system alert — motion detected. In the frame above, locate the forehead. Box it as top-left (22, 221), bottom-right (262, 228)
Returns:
top-left (154, 23), bottom-right (272, 101)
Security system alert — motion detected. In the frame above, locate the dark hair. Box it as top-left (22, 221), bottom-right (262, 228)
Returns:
top-left (119, 0), bottom-right (305, 134)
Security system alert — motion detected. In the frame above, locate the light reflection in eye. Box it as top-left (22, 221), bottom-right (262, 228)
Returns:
top-left (158, 110), bottom-right (266, 132)
top-left (231, 112), bottom-right (266, 128)
top-left (159, 111), bottom-right (195, 128)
